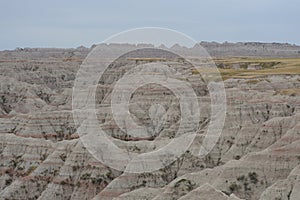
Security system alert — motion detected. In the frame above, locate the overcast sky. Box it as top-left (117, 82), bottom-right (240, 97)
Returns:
top-left (0, 0), bottom-right (299, 50)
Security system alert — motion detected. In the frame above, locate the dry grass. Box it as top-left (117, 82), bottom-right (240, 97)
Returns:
top-left (126, 57), bottom-right (300, 81)
top-left (203, 57), bottom-right (300, 80)
top-left (277, 88), bottom-right (300, 96)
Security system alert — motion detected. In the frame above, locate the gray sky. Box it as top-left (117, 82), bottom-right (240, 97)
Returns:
top-left (0, 0), bottom-right (299, 50)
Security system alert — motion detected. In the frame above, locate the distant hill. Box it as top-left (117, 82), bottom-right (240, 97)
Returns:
top-left (3, 42), bottom-right (300, 58)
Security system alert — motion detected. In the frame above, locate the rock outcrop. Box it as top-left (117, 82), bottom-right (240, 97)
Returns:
top-left (0, 44), bottom-right (299, 200)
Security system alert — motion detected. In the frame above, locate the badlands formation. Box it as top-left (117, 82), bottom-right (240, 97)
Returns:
top-left (0, 43), bottom-right (300, 200)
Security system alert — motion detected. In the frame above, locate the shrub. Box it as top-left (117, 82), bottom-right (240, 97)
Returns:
top-left (248, 172), bottom-right (258, 184)
top-left (229, 182), bottom-right (240, 193)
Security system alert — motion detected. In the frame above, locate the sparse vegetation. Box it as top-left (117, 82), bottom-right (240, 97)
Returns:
top-left (59, 153), bottom-right (67, 162)
top-left (80, 173), bottom-right (91, 180)
top-left (27, 166), bottom-right (37, 175)
top-left (174, 179), bottom-right (196, 196)
top-left (248, 172), bottom-right (258, 184)
top-left (9, 154), bottom-right (24, 169)
top-left (174, 179), bottom-right (195, 191)
top-left (228, 172), bottom-right (260, 198)
top-left (229, 182), bottom-right (241, 193)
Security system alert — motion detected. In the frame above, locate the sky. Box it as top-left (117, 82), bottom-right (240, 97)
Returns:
top-left (0, 0), bottom-right (299, 50)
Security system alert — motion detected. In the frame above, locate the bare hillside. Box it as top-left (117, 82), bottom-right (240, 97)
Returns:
top-left (0, 43), bottom-right (300, 200)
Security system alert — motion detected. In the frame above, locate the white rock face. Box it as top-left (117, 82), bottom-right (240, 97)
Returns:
top-left (0, 44), bottom-right (299, 200)
top-left (178, 184), bottom-right (243, 200)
